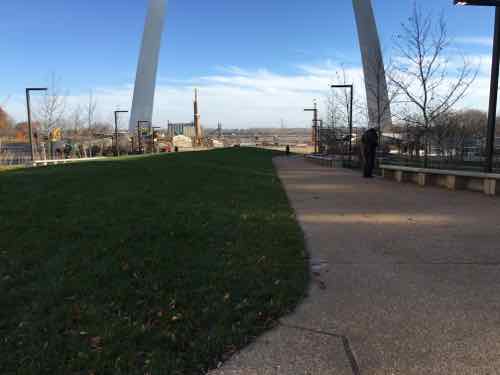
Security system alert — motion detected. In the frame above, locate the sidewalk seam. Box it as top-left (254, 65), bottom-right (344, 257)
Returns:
top-left (279, 323), bottom-right (361, 375)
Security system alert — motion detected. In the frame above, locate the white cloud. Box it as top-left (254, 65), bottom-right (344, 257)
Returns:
top-left (2, 57), bottom-right (493, 129)
top-left (3, 62), bottom-right (358, 129)
top-left (456, 37), bottom-right (494, 47)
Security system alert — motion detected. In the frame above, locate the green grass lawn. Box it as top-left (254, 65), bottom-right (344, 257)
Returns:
top-left (0, 149), bottom-right (309, 375)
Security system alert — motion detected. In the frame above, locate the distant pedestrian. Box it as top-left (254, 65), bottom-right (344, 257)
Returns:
top-left (174, 146), bottom-right (179, 153)
top-left (361, 128), bottom-right (379, 178)
top-left (286, 145), bottom-right (290, 156)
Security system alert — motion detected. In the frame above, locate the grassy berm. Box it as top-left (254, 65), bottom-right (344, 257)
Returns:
top-left (0, 149), bottom-right (309, 375)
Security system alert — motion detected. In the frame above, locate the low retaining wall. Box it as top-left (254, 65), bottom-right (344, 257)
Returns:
top-left (381, 165), bottom-right (500, 197)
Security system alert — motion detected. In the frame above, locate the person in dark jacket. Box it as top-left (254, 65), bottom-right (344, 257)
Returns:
top-left (361, 128), bottom-right (379, 178)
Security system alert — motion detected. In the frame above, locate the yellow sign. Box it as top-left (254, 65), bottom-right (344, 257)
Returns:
top-left (50, 128), bottom-right (62, 142)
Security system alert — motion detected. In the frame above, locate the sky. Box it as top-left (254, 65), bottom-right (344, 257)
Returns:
top-left (0, 0), bottom-right (495, 128)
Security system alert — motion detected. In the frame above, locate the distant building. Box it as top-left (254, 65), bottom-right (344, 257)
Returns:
top-left (172, 135), bottom-right (193, 149)
top-left (168, 123), bottom-right (196, 138)
top-left (210, 139), bottom-right (224, 148)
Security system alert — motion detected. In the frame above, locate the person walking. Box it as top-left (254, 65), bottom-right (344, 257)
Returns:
top-left (361, 128), bottom-right (379, 178)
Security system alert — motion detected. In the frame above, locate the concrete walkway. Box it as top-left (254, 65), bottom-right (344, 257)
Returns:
top-left (211, 156), bottom-right (500, 375)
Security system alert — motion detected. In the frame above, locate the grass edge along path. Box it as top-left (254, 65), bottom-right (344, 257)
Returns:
top-left (0, 148), bottom-right (309, 375)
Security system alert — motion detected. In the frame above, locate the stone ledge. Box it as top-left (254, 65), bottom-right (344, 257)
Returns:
top-left (381, 164), bottom-right (500, 196)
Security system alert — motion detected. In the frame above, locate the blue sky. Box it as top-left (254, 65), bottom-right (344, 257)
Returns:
top-left (0, 0), bottom-right (495, 127)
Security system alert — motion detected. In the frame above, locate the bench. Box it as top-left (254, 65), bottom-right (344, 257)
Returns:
top-left (380, 164), bottom-right (500, 196)
top-left (32, 157), bottom-right (106, 167)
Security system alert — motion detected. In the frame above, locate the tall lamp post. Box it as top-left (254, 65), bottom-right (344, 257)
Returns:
top-left (304, 100), bottom-right (319, 154)
top-left (331, 85), bottom-right (354, 165)
top-left (26, 88), bottom-right (47, 162)
top-left (152, 126), bottom-right (161, 154)
top-left (454, 0), bottom-right (500, 172)
top-left (149, 122), bottom-right (154, 153)
top-left (114, 110), bottom-right (129, 157)
top-left (318, 119), bottom-right (324, 153)
top-left (137, 120), bottom-right (150, 154)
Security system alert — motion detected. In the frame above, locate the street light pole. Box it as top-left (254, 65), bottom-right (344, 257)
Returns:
top-left (25, 88), bottom-right (47, 162)
top-left (114, 110), bottom-right (129, 157)
top-left (152, 126), bottom-right (161, 154)
top-left (149, 122), bottom-right (153, 154)
top-left (137, 120), bottom-right (150, 154)
top-left (331, 85), bottom-right (354, 166)
top-left (319, 119), bottom-right (324, 153)
top-left (304, 100), bottom-right (319, 154)
top-left (454, 0), bottom-right (500, 172)
top-left (486, 6), bottom-right (500, 172)
top-left (137, 122), bottom-right (141, 153)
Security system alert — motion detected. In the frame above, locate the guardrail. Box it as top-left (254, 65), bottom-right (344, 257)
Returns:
top-left (380, 164), bottom-right (500, 197)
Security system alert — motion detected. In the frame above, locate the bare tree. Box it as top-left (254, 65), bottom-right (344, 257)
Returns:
top-left (0, 97), bottom-right (13, 138)
top-left (365, 55), bottom-right (400, 137)
top-left (390, 3), bottom-right (477, 166)
top-left (0, 95), bottom-right (11, 109)
top-left (336, 67), bottom-right (354, 126)
top-left (37, 73), bottom-right (67, 132)
top-left (325, 66), bottom-right (362, 153)
top-left (34, 74), bottom-right (68, 159)
top-left (0, 107), bottom-right (15, 139)
top-left (325, 92), bottom-right (344, 129)
top-left (432, 112), bottom-right (456, 158)
top-left (70, 105), bottom-right (85, 134)
top-left (451, 110), bottom-right (486, 159)
top-left (86, 90), bottom-right (97, 134)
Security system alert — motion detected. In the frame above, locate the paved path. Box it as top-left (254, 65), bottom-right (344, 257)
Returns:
top-left (212, 156), bottom-right (500, 375)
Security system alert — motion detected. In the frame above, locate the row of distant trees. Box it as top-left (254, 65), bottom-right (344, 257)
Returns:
top-left (0, 76), bottom-right (119, 162)
top-left (0, 74), bottom-right (114, 143)
top-left (324, 3), bottom-right (487, 162)
top-left (394, 109), bottom-right (487, 159)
